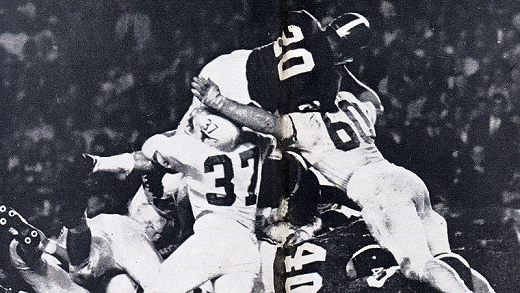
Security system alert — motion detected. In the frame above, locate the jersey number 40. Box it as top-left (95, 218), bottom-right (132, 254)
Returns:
top-left (284, 242), bottom-right (327, 293)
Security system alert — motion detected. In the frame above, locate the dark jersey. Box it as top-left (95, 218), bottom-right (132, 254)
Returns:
top-left (274, 220), bottom-right (438, 293)
top-left (246, 10), bottom-right (340, 114)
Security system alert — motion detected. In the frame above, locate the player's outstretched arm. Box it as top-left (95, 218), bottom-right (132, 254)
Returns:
top-left (87, 130), bottom-right (179, 176)
top-left (87, 151), bottom-right (153, 176)
top-left (191, 76), bottom-right (294, 142)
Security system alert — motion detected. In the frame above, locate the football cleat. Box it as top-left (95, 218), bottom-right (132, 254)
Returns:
top-left (5, 207), bottom-right (41, 248)
top-left (0, 205), bottom-right (10, 233)
top-left (0, 284), bottom-right (13, 293)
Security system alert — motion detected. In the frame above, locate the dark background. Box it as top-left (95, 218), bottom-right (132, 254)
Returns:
top-left (1, 0), bottom-right (520, 292)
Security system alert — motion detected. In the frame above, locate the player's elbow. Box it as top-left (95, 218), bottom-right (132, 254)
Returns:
top-left (269, 115), bottom-right (295, 143)
top-left (261, 116), bottom-right (280, 135)
top-left (132, 151), bottom-right (154, 171)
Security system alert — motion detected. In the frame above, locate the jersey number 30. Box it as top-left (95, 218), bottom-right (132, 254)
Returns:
top-left (204, 147), bottom-right (259, 206)
top-left (273, 25), bottom-right (315, 81)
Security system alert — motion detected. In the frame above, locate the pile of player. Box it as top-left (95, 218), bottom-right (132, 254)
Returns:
top-left (1, 9), bottom-right (496, 293)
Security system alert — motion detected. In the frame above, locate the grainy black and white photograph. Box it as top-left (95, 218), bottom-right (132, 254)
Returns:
top-left (0, 0), bottom-right (519, 292)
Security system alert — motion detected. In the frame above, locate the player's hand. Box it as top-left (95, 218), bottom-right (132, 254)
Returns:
top-left (191, 77), bottom-right (226, 110)
top-left (142, 164), bottom-right (165, 200)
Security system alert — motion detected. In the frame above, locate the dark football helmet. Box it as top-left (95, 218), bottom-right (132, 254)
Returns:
top-left (325, 12), bottom-right (371, 64)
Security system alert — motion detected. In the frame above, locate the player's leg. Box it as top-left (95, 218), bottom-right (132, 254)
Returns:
top-left (66, 217), bottom-right (92, 267)
top-left (55, 155), bottom-right (94, 267)
top-left (415, 175), bottom-right (494, 292)
top-left (61, 188), bottom-right (92, 271)
top-left (435, 252), bottom-right (496, 293)
top-left (9, 239), bottom-right (90, 293)
top-left (470, 268), bottom-right (496, 293)
top-left (150, 223), bottom-right (260, 293)
top-left (361, 201), bottom-right (470, 292)
top-left (2, 207), bottom-right (88, 293)
top-left (347, 162), bottom-right (472, 293)
top-left (258, 240), bottom-right (279, 293)
top-left (127, 185), bottom-right (168, 242)
top-left (412, 173), bottom-right (477, 289)
top-left (90, 214), bottom-right (163, 292)
top-left (2, 206), bottom-right (70, 271)
top-left (149, 233), bottom-right (218, 293)
top-left (213, 272), bottom-right (257, 293)
top-left (415, 184), bottom-right (452, 256)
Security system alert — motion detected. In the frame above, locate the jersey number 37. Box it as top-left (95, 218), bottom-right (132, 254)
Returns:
top-left (203, 147), bottom-right (260, 206)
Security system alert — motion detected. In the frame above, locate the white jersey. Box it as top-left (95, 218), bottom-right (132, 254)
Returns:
top-left (288, 91), bottom-right (385, 190)
top-left (145, 131), bottom-right (270, 293)
top-left (147, 131), bottom-right (270, 232)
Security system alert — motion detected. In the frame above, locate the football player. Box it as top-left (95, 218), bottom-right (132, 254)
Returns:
top-left (7, 151), bottom-right (188, 293)
top-left (176, 10), bottom-right (371, 132)
top-left (2, 204), bottom-right (158, 293)
top-left (276, 210), bottom-right (439, 293)
top-left (189, 9), bottom-right (495, 291)
top-left (55, 154), bottom-right (190, 293)
top-left (192, 76), bottom-right (496, 293)
top-left (1, 205), bottom-right (89, 293)
top-left (255, 150), bottom-right (324, 293)
top-left (257, 152), bottom-right (436, 293)
top-left (3, 160), bottom-right (207, 293)
top-left (138, 108), bottom-right (272, 293)
top-left (88, 108), bottom-right (272, 293)
top-left (256, 151), bottom-right (418, 293)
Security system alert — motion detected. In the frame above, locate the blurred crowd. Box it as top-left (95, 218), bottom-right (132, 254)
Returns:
top-left (365, 0), bottom-right (520, 210)
top-left (1, 0), bottom-right (520, 290)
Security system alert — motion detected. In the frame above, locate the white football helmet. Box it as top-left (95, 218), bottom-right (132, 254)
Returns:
top-left (187, 108), bottom-right (241, 152)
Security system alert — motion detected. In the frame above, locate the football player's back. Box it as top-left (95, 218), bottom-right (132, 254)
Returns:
top-left (143, 115), bottom-right (270, 232)
top-left (287, 90), bottom-right (383, 188)
top-left (143, 109), bottom-right (270, 293)
top-left (247, 10), bottom-right (340, 114)
top-left (164, 132), bottom-right (266, 232)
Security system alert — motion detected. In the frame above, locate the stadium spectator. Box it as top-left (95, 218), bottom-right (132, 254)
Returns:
top-left (464, 93), bottom-right (520, 206)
